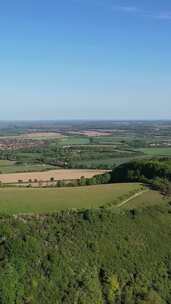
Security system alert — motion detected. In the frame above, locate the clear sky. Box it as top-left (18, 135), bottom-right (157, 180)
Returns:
top-left (0, 0), bottom-right (171, 120)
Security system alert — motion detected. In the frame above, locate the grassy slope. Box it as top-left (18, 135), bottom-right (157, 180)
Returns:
top-left (121, 190), bottom-right (171, 210)
top-left (0, 183), bottom-right (140, 214)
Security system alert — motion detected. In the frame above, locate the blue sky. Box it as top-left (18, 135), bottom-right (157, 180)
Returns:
top-left (0, 0), bottom-right (171, 120)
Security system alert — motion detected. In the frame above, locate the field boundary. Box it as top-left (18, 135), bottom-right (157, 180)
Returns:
top-left (0, 169), bottom-right (108, 185)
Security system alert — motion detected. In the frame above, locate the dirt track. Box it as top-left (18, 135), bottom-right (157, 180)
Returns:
top-left (117, 190), bottom-right (149, 208)
top-left (0, 169), bottom-right (108, 184)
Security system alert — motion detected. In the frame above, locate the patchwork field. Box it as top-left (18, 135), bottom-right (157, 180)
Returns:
top-left (74, 155), bottom-right (149, 168)
top-left (0, 183), bottom-right (140, 214)
top-left (0, 160), bottom-right (55, 174)
top-left (0, 169), bottom-right (107, 184)
top-left (137, 147), bottom-right (171, 156)
top-left (0, 132), bottom-right (64, 140)
top-left (71, 131), bottom-right (113, 137)
top-left (59, 136), bottom-right (90, 145)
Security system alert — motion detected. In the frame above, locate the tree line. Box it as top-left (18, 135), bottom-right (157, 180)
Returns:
top-left (111, 158), bottom-right (171, 195)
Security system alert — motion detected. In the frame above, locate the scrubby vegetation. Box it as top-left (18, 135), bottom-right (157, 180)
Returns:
top-left (56, 172), bottom-right (111, 188)
top-left (0, 203), bottom-right (171, 303)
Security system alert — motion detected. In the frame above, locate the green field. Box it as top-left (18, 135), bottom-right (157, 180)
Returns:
top-left (0, 160), bottom-right (55, 173)
top-left (120, 190), bottom-right (170, 210)
top-left (74, 158), bottom-right (117, 168)
top-left (59, 136), bottom-right (90, 145)
top-left (75, 158), bottom-right (124, 168)
top-left (0, 183), bottom-right (141, 214)
top-left (93, 136), bottom-right (130, 144)
top-left (74, 155), bottom-right (150, 168)
top-left (137, 147), bottom-right (171, 156)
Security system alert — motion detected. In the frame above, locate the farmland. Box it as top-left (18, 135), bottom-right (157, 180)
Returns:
top-left (0, 121), bottom-right (171, 172)
top-left (0, 132), bottom-right (64, 140)
top-left (0, 121), bottom-right (171, 187)
top-left (136, 147), bottom-right (171, 156)
top-left (0, 183), bottom-right (140, 214)
top-left (0, 169), bottom-right (107, 184)
top-left (0, 159), bottom-right (56, 174)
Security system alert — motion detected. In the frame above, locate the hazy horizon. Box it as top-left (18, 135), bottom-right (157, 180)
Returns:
top-left (1, 0), bottom-right (171, 120)
top-left (0, 119), bottom-right (171, 123)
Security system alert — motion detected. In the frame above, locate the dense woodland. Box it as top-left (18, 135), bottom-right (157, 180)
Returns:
top-left (0, 204), bottom-right (171, 304)
top-left (111, 158), bottom-right (171, 194)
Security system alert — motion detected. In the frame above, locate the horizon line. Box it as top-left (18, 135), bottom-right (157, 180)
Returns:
top-left (0, 119), bottom-right (171, 122)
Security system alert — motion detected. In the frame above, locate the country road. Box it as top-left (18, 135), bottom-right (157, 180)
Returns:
top-left (117, 190), bottom-right (149, 208)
